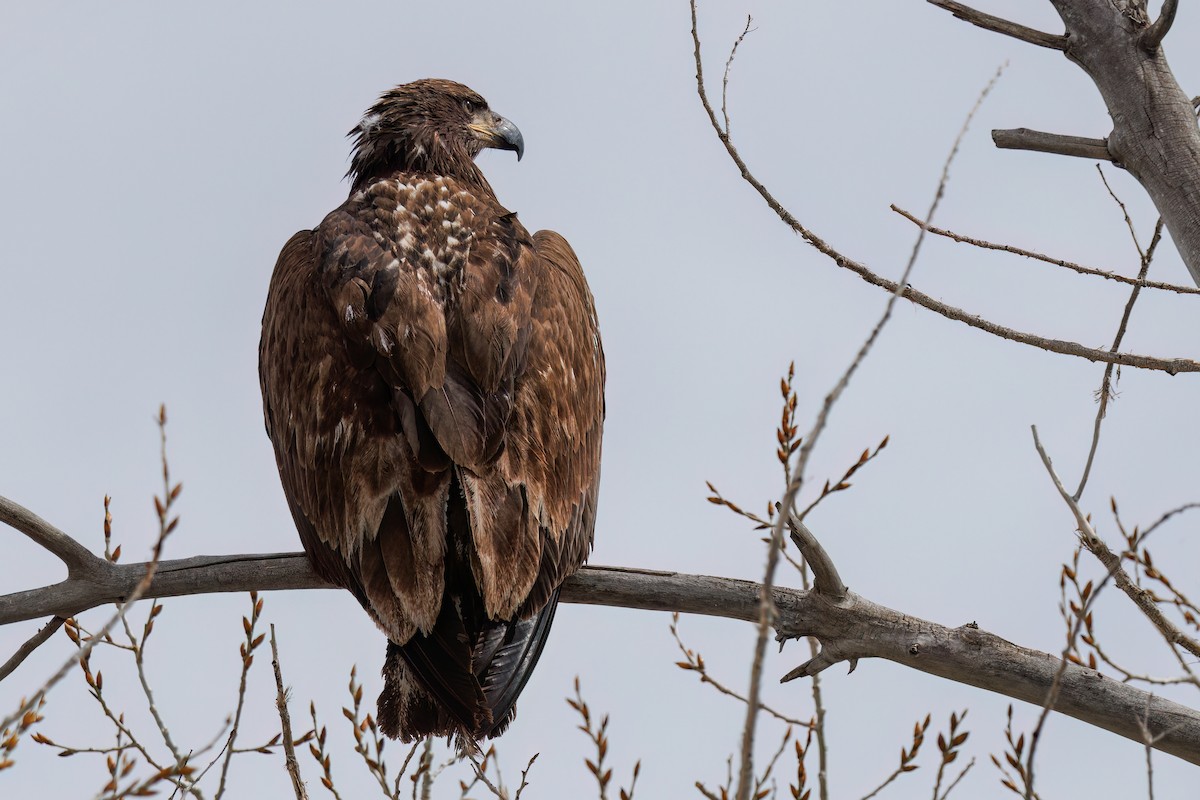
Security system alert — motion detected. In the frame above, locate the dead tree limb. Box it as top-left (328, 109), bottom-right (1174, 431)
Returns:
top-left (3, 495), bottom-right (1199, 766)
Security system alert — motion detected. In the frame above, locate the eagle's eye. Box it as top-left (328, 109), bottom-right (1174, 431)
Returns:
top-left (462, 99), bottom-right (483, 114)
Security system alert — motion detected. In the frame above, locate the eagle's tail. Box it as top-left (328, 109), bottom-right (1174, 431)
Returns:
top-left (377, 588), bottom-right (561, 744)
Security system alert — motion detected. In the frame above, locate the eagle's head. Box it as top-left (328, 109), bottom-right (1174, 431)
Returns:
top-left (347, 79), bottom-right (524, 191)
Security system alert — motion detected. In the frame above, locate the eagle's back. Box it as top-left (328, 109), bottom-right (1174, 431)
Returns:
top-left (259, 171), bottom-right (603, 741)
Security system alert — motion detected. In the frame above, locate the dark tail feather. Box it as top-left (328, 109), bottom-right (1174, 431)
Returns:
top-left (478, 588), bottom-right (561, 738)
top-left (376, 588), bottom-right (563, 743)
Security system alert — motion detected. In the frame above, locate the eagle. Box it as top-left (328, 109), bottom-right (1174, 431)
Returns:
top-left (258, 79), bottom-right (604, 742)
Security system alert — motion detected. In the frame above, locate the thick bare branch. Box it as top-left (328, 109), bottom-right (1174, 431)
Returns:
top-left (3, 543), bottom-right (1199, 764)
top-left (926, 0), bottom-right (1067, 50)
top-left (992, 128), bottom-right (1112, 161)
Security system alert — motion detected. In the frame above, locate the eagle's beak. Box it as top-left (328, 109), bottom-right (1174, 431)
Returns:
top-left (472, 114), bottom-right (525, 161)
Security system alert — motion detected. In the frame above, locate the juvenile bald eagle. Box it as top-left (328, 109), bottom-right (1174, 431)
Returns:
top-left (259, 79), bottom-right (604, 741)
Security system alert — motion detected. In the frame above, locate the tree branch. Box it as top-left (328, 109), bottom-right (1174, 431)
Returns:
top-left (926, 0), bottom-right (1067, 50)
top-left (992, 128), bottom-right (1112, 161)
top-left (3, 538), bottom-right (1200, 764)
top-left (890, 205), bottom-right (1200, 295)
top-left (1141, 0), bottom-right (1178, 51)
top-left (0, 495), bottom-right (109, 580)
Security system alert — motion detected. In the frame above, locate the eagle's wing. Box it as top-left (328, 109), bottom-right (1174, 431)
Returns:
top-left (260, 181), bottom-right (603, 740)
top-left (466, 228), bottom-right (605, 617)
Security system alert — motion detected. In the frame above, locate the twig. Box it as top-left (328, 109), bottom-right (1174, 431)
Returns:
top-left (270, 625), bottom-right (309, 800)
top-left (1073, 199), bottom-right (1165, 501)
top-left (992, 129), bottom-right (1111, 160)
top-left (513, 753), bottom-right (539, 800)
top-left (215, 593), bottom-right (266, 798)
top-left (1137, 502), bottom-right (1200, 547)
top-left (119, 603), bottom-right (186, 769)
top-left (925, 0), bottom-right (1067, 50)
top-left (888, 206), bottom-right (1200, 295)
top-left (669, 613), bottom-right (811, 727)
top-left (721, 16), bottom-right (754, 137)
top-left (0, 616), bottom-right (64, 682)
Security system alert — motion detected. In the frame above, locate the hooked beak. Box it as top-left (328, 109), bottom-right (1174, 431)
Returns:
top-left (470, 113), bottom-right (525, 161)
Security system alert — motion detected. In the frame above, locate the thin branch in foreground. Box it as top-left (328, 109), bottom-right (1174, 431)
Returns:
top-left (270, 624), bottom-right (308, 800)
top-left (925, 0), bottom-right (1067, 50)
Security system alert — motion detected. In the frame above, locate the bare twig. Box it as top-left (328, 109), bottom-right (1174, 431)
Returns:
top-left (270, 625), bottom-right (309, 800)
top-left (889, 206), bottom-right (1200, 295)
top-left (215, 593), bottom-right (266, 797)
top-left (992, 129), bottom-right (1112, 160)
top-left (721, 16), bottom-right (754, 137)
top-left (926, 0), bottom-right (1067, 50)
top-left (1137, 502), bottom-right (1200, 547)
top-left (0, 616), bottom-right (64, 683)
top-left (1073, 170), bottom-right (1166, 501)
top-left (669, 613), bottom-right (811, 727)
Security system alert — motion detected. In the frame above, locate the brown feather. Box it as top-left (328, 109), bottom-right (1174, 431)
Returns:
top-left (259, 79), bottom-right (604, 743)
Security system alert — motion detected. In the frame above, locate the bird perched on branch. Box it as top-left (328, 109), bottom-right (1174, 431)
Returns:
top-left (259, 79), bottom-right (604, 742)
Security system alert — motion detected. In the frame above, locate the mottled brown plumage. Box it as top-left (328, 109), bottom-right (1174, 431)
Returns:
top-left (259, 79), bottom-right (604, 742)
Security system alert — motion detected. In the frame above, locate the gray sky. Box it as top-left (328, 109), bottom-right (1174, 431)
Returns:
top-left (3, 1), bottom-right (1199, 797)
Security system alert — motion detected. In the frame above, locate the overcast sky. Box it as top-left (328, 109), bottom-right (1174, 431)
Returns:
top-left (3, 1), bottom-right (1200, 797)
